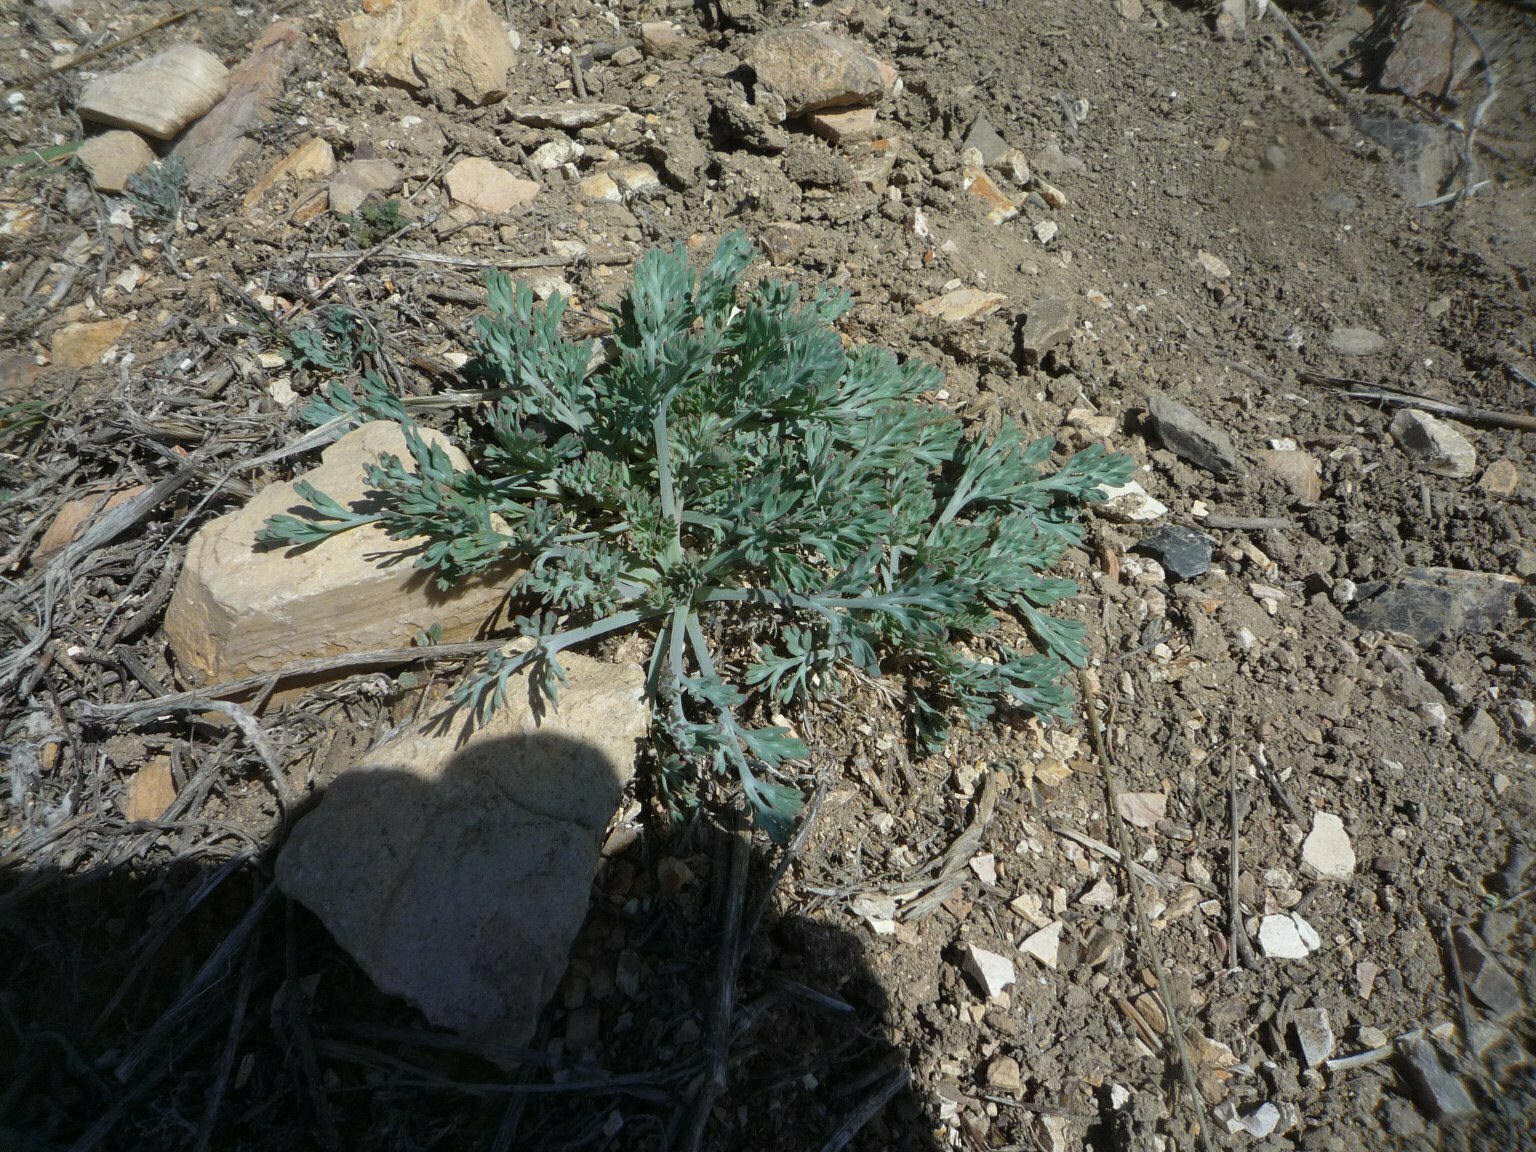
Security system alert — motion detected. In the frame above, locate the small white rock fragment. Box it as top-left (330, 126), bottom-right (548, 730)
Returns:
top-left (1034, 220), bottom-right (1059, 244)
top-left (1079, 877), bottom-right (1117, 908)
top-left (1240, 1102), bottom-right (1282, 1138)
top-left (1390, 409), bottom-right (1477, 479)
top-left (969, 853), bottom-right (998, 885)
top-left (1019, 920), bottom-right (1064, 969)
top-left (1196, 250), bottom-right (1231, 279)
top-left (1259, 913), bottom-right (1318, 959)
top-left (1115, 791), bottom-right (1166, 829)
top-left (1301, 810), bottom-right (1356, 881)
top-left (1095, 480), bottom-right (1168, 523)
top-left (960, 943), bottom-right (1017, 998)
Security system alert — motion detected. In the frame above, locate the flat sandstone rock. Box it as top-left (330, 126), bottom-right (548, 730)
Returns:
top-left (337, 0), bottom-right (516, 105)
top-left (277, 652), bottom-right (648, 1061)
top-left (164, 421), bottom-right (513, 685)
top-left (77, 43), bottom-right (230, 140)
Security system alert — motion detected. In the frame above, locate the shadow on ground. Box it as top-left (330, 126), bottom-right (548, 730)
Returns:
top-left (0, 728), bottom-right (944, 1152)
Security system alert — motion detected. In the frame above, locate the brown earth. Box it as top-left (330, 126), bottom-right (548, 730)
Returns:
top-left (1, 0), bottom-right (1534, 1150)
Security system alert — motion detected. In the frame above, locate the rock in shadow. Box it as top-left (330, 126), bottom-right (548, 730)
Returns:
top-left (0, 726), bottom-right (943, 1152)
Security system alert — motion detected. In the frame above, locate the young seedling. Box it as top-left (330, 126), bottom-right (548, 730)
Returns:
top-left (260, 233), bottom-right (1133, 836)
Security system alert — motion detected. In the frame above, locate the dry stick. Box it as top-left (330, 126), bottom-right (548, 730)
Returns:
top-left (897, 770), bottom-right (1004, 919)
top-left (179, 696), bottom-right (295, 814)
top-left (1048, 823), bottom-right (1177, 891)
top-left (681, 820), bottom-right (752, 1152)
top-left (297, 249), bottom-right (634, 270)
top-left (9, 4), bottom-right (210, 91)
top-left (193, 923), bottom-right (262, 1152)
top-left (113, 881), bottom-right (281, 1083)
top-left (1266, 1), bottom-right (1348, 106)
top-left (1228, 749), bottom-right (1259, 970)
top-left (1077, 669), bottom-right (1216, 1152)
top-left (815, 1067), bottom-right (911, 1152)
top-left (1298, 369), bottom-right (1536, 432)
top-left (278, 214), bottom-right (438, 325)
top-left (283, 898), bottom-right (341, 1149)
top-left (75, 640), bottom-right (506, 722)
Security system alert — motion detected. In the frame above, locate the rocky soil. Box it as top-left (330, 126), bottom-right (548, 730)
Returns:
top-left (2, 0), bottom-right (1534, 1149)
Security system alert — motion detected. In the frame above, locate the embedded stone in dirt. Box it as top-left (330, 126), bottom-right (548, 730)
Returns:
top-left (175, 22), bottom-right (308, 191)
top-left (1292, 1007), bottom-right (1335, 1067)
top-left (163, 421), bottom-right (515, 687)
top-left (915, 288), bottom-right (1007, 324)
top-left (1452, 927), bottom-right (1522, 1021)
top-left (50, 318), bottom-right (130, 368)
top-left (1301, 811), bottom-right (1355, 881)
top-left (1389, 408), bottom-right (1476, 478)
top-left (121, 757), bottom-right (177, 822)
top-left (962, 114), bottom-right (1010, 166)
top-left (959, 942), bottom-right (1016, 997)
top-left (77, 43), bottom-right (230, 140)
top-left (511, 103), bottom-right (626, 129)
top-left (1147, 394), bottom-right (1240, 476)
top-left (1258, 913), bottom-right (1319, 959)
top-left (75, 131), bottom-right (155, 193)
top-left (337, 0), bottom-right (516, 105)
top-left (1016, 296), bottom-right (1075, 366)
top-left (330, 158), bottom-right (404, 216)
top-left (740, 27), bottom-right (886, 117)
top-left (37, 484), bottom-right (150, 560)
top-left (276, 650), bottom-right (647, 1064)
top-left (444, 157), bottom-right (538, 214)
top-left (809, 107), bottom-right (879, 146)
top-left (1478, 459), bottom-right (1519, 496)
top-left (243, 136), bottom-right (336, 213)
top-left (1347, 567), bottom-right (1518, 646)
top-left (1379, 2), bottom-right (1483, 99)
top-left (1327, 325), bottom-right (1386, 357)
top-left (1095, 480), bottom-right (1168, 524)
top-left (1256, 448), bottom-right (1323, 503)
top-left (1019, 920), bottom-right (1063, 968)
top-left (1135, 524), bottom-right (1212, 581)
top-left (1113, 791), bottom-right (1167, 829)
top-left (962, 165), bottom-right (1020, 225)
top-left (1395, 1033), bottom-right (1476, 1119)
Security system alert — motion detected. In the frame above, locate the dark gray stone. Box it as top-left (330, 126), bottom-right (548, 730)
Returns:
top-left (1147, 394), bottom-right (1240, 476)
top-left (1348, 567), bottom-right (1520, 646)
top-left (1017, 297), bottom-right (1075, 366)
top-left (963, 114), bottom-right (1010, 165)
top-left (1136, 525), bottom-right (1213, 581)
top-left (1454, 926), bottom-right (1522, 1021)
top-left (1394, 1034), bottom-right (1476, 1120)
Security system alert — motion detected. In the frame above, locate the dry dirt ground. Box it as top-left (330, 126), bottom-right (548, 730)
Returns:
top-left (2, 0), bottom-right (1535, 1149)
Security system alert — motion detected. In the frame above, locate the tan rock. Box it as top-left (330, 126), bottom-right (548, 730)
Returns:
top-left (50, 318), bottom-right (130, 368)
top-left (962, 164), bottom-right (1020, 225)
top-left (122, 757), bottom-right (177, 822)
top-left (337, 0), bottom-right (516, 105)
top-left (808, 106), bottom-right (879, 146)
top-left (37, 484), bottom-right (150, 560)
top-left (443, 157), bottom-right (539, 213)
top-left (75, 131), bottom-right (155, 193)
top-left (578, 172), bottom-right (621, 203)
top-left (174, 22), bottom-right (308, 191)
top-left (757, 220), bottom-right (808, 264)
top-left (276, 648), bottom-right (647, 1063)
top-left (740, 27), bottom-right (886, 116)
top-left (1256, 448), bottom-right (1322, 503)
top-left (510, 103), bottom-right (626, 129)
top-left (614, 162), bottom-right (661, 197)
top-left (77, 43), bottom-right (230, 140)
top-left (1479, 459), bottom-right (1519, 497)
top-left (243, 136), bottom-right (336, 212)
top-left (916, 287), bottom-right (1007, 324)
top-left (164, 421), bottom-right (516, 686)
top-left (639, 20), bottom-right (692, 59)
top-left (330, 158), bottom-right (402, 216)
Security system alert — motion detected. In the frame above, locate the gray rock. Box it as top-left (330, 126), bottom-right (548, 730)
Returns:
top-left (1453, 927), bottom-right (1522, 1021)
top-left (1147, 394), bottom-right (1240, 476)
top-left (1390, 409), bottom-right (1476, 478)
top-left (1348, 567), bottom-right (1519, 646)
top-left (1328, 326), bottom-right (1386, 356)
top-left (963, 114), bottom-right (1010, 166)
top-left (1457, 707), bottom-right (1500, 761)
top-left (1017, 297), bottom-right (1075, 366)
top-left (511, 103), bottom-right (627, 129)
top-left (1292, 1007), bottom-right (1335, 1068)
top-left (739, 28), bottom-right (886, 117)
top-left (1136, 525), bottom-right (1212, 580)
top-left (1394, 1034), bottom-right (1476, 1120)
top-left (330, 158), bottom-right (403, 216)
top-left (276, 652), bottom-right (648, 1065)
